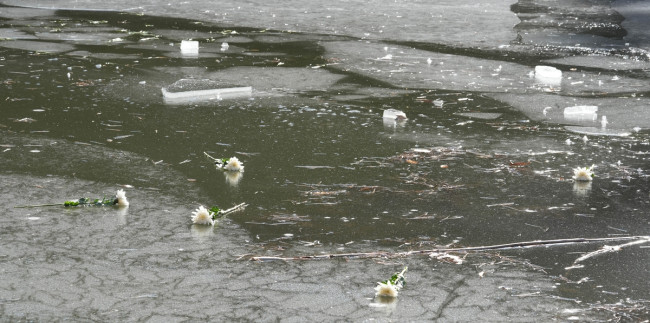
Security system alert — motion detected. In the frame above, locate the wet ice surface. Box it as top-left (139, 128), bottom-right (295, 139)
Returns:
top-left (1, 1), bottom-right (650, 321)
top-left (0, 174), bottom-right (596, 321)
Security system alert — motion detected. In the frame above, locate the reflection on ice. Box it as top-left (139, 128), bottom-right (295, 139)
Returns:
top-left (224, 171), bottom-right (243, 187)
top-left (190, 224), bottom-right (215, 241)
top-left (117, 206), bottom-right (129, 225)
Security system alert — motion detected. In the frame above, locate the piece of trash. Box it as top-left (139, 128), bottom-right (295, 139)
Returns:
top-left (382, 109), bottom-right (407, 120)
top-left (432, 99), bottom-right (444, 107)
top-left (534, 65), bottom-right (562, 86)
top-left (221, 42), bottom-right (229, 51)
top-left (162, 79), bottom-right (252, 104)
top-left (180, 40), bottom-right (199, 56)
top-left (563, 105), bottom-right (597, 122)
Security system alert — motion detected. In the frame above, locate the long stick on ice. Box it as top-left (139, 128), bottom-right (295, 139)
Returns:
top-left (250, 235), bottom-right (650, 261)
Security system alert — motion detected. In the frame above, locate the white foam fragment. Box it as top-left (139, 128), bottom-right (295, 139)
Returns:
top-left (180, 40), bottom-right (199, 56)
top-left (563, 105), bottom-right (598, 122)
top-left (534, 65), bottom-right (562, 86)
top-left (382, 108), bottom-right (407, 120)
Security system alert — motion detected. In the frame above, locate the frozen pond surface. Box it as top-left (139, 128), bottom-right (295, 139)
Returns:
top-left (1, 1), bottom-right (650, 321)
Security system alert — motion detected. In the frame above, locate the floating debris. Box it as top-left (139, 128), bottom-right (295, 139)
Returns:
top-left (162, 79), bottom-right (252, 104)
top-left (180, 40), bottom-right (199, 56)
top-left (534, 65), bottom-right (562, 86)
top-left (564, 105), bottom-right (598, 122)
top-left (382, 108), bottom-right (407, 120)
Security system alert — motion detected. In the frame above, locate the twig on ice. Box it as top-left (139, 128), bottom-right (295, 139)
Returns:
top-left (250, 236), bottom-right (650, 262)
top-left (573, 238), bottom-right (650, 264)
top-left (220, 202), bottom-right (247, 216)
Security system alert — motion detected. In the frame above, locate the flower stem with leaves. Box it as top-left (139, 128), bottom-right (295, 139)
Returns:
top-left (15, 190), bottom-right (129, 208)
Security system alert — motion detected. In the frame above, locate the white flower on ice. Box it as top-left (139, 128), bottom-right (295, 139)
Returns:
top-left (374, 282), bottom-right (399, 298)
top-left (224, 156), bottom-right (244, 172)
top-left (191, 205), bottom-right (215, 225)
top-left (573, 166), bottom-right (594, 182)
top-left (116, 189), bottom-right (129, 206)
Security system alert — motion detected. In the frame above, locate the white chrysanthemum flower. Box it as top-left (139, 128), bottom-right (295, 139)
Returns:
top-left (224, 157), bottom-right (244, 172)
top-left (116, 189), bottom-right (129, 206)
top-left (573, 166), bottom-right (594, 182)
top-left (191, 205), bottom-right (215, 225)
top-left (375, 282), bottom-right (398, 298)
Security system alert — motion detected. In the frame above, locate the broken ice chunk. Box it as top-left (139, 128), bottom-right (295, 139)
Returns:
top-left (534, 65), bottom-right (562, 86)
top-left (565, 126), bottom-right (630, 137)
top-left (563, 105), bottom-right (597, 122)
top-left (161, 78), bottom-right (252, 104)
top-left (454, 112), bottom-right (502, 120)
top-left (383, 108), bottom-right (407, 120)
top-left (180, 40), bottom-right (199, 56)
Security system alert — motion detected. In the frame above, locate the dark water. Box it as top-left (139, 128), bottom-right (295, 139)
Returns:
top-left (1, 1), bottom-right (649, 321)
